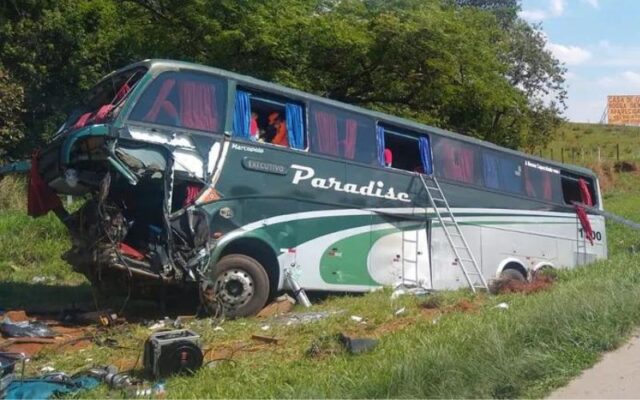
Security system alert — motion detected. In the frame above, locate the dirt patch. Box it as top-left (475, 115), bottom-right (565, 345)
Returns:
top-left (494, 274), bottom-right (555, 295)
top-left (420, 296), bottom-right (442, 310)
top-left (614, 160), bottom-right (639, 173)
top-left (4, 310), bottom-right (29, 322)
top-left (586, 161), bottom-right (616, 192)
top-left (450, 298), bottom-right (480, 313)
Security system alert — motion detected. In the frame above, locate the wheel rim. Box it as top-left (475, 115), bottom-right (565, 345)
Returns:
top-left (214, 268), bottom-right (254, 309)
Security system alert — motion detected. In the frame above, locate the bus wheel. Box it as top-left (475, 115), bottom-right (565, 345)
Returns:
top-left (202, 254), bottom-right (270, 318)
top-left (500, 268), bottom-right (526, 282)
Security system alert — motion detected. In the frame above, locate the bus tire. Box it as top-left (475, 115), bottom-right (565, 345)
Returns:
top-left (500, 268), bottom-right (526, 282)
top-left (206, 254), bottom-right (270, 318)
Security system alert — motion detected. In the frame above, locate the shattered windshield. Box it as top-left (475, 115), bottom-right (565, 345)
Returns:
top-left (58, 67), bottom-right (147, 136)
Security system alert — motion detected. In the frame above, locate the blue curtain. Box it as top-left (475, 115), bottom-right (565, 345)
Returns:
top-left (483, 153), bottom-right (523, 194)
top-left (376, 125), bottom-right (385, 166)
top-left (482, 153), bottom-right (500, 189)
top-left (418, 136), bottom-right (433, 175)
top-left (285, 103), bottom-right (304, 149)
top-left (233, 90), bottom-right (251, 139)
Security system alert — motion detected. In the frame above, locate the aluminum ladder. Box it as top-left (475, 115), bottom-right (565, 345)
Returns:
top-left (400, 228), bottom-right (420, 287)
top-left (417, 173), bottom-right (488, 293)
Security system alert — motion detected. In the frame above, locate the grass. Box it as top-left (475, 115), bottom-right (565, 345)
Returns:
top-left (530, 122), bottom-right (640, 164)
top-left (3, 156), bottom-right (640, 398)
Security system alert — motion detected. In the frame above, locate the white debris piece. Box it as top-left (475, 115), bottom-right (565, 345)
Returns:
top-left (394, 307), bottom-right (406, 316)
top-left (261, 325), bottom-right (270, 331)
top-left (350, 315), bottom-right (363, 322)
top-left (213, 326), bottom-right (224, 332)
top-left (494, 302), bottom-right (509, 310)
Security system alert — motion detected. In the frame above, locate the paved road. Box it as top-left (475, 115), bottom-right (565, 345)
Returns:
top-left (550, 333), bottom-right (640, 399)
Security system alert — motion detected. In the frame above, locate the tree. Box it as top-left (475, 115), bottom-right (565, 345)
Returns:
top-left (0, 0), bottom-right (567, 157)
top-left (0, 65), bottom-right (25, 161)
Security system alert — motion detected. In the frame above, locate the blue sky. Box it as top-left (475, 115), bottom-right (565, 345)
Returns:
top-left (520, 0), bottom-right (640, 122)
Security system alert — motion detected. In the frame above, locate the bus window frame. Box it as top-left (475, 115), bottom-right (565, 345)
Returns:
top-left (378, 125), bottom-right (425, 173)
top-left (560, 172), bottom-right (599, 207)
top-left (307, 101), bottom-right (378, 163)
top-left (233, 84), bottom-right (309, 151)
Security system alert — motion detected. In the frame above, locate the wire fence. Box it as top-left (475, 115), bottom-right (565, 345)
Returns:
top-left (532, 144), bottom-right (640, 164)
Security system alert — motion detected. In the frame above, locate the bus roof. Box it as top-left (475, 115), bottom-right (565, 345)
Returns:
top-left (111, 58), bottom-right (597, 179)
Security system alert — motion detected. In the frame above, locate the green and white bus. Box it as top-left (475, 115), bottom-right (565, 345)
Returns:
top-left (11, 60), bottom-right (606, 316)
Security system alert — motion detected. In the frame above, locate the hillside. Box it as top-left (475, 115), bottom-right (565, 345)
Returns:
top-left (531, 122), bottom-right (640, 165)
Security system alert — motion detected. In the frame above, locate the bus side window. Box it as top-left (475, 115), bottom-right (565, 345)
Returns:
top-left (309, 102), bottom-right (376, 164)
top-left (378, 127), bottom-right (422, 172)
top-left (481, 150), bottom-right (523, 194)
top-left (561, 173), bottom-right (598, 206)
top-left (523, 162), bottom-right (562, 203)
top-left (233, 89), bottom-right (305, 150)
top-left (433, 137), bottom-right (482, 185)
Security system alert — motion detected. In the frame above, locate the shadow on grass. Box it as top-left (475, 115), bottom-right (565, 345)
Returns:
top-left (0, 281), bottom-right (93, 310)
top-left (0, 281), bottom-right (202, 320)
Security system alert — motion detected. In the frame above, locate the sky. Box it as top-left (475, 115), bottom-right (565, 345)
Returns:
top-left (520, 0), bottom-right (640, 122)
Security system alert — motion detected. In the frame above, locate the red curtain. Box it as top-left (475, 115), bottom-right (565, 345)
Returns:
top-left (144, 79), bottom-right (176, 122)
top-left (314, 111), bottom-right (339, 156)
top-left (28, 152), bottom-right (62, 217)
top-left (343, 119), bottom-right (358, 159)
top-left (114, 82), bottom-right (131, 103)
top-left (72, 112), bottom-right (93, 130)
top-left (183, 184), bottom-right (202, 207)
top-left (578, 178), bottom-right (593, 206)
top-left (441, 141), bottom-right (474, 183)
top-left (179, 81), bottom-right (218, 132)
top-left (525, 168), bottom-right (553, 202)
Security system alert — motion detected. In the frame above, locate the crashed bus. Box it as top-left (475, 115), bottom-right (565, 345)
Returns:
top-left (3, 60), bottom-right (606, 317)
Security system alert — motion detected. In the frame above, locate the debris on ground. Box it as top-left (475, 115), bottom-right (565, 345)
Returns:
top-left (2, 372), bottom-right (101, 400)
top-left (143, 330), bottom-right (203, 379)
top-left (491, 274), bottom-right (555, 295)
top-left (394, 307), bottom-right (406, 316)
top-left (338, 334), bottom-right (379, 354)
top-left (251, 334), bottom-right (282, 345)
top-left (0, 318), bottom-right (55, 338)
top-left (494, 302), bottom-right (509, 310)
top-left (390, 283), bottom-right (431, 300)
top-left (256, 294), bottom-right (296, 318)
top-left (350, 315), bottom-right (364, 323)
top-left (306, 333), bottom-right (378, 358)
top-left (268, 310), bottom-right (343, 326)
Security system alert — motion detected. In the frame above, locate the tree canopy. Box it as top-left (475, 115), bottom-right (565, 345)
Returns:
top-left (0, 0), bottom-right (566, 159)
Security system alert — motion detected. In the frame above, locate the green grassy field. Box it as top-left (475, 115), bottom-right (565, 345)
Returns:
top-left (531, 122), bottom-right (640, 164)
top-left (2, 124), bottom-right (640, 397)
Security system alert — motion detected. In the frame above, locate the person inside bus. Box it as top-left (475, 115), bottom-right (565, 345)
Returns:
top-left (384, 148), bottom-right (393, 167)
top-left (250, 111), bottom-right (260, 142)
top-left (265, 111), bottom-right (289, 147)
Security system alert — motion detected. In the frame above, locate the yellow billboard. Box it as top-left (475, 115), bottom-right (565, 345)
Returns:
top-left (608, 95), bottom-right (640, 125)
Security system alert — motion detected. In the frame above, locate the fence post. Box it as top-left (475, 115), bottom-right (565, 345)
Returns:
top-left (581, 147), bottom-right (584, 162)
top-left (617, 143), bottom-right (620, 161)
top-left (598, 146), bottom-right (601, 163)
top-left (550, 148), bottom-right (554, 160)
top-left (561, 147), bottom-right (565, 163)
